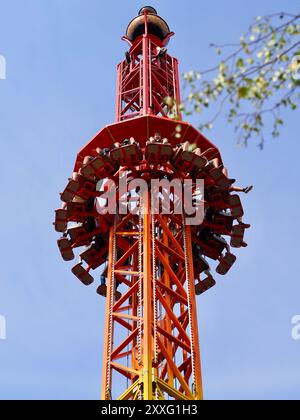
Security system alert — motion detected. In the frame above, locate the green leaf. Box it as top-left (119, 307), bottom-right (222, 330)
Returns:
top-left (236, 58), bottom-right (245, 68)
top-left (238, 86), bottom-right (250, 99)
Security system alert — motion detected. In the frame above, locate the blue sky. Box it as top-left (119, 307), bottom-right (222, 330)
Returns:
top-left (0, 0), bottom-right (299, 400)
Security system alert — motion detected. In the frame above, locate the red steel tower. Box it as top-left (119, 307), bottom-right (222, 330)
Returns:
top-left (54, 7), bottom-right (250, 400)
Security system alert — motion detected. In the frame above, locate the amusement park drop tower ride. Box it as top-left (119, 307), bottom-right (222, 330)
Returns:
top-left (55, 7), bottom-right (249, 401)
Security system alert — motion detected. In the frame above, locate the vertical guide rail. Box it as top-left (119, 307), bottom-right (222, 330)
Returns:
top-left (142, 190), bottom-right (153, 400)
top-left (152, 207), bottom-right (159, 400)
top-left (142, 11), bottom-right (150, 115)
top-left (173, 57), bottom-right (182, 120)
top-left (137, 199), bottom-right (143, 366)
top-left (101, 215), bottom-right (118, 400)
top-left (115, 63), bottom-right (121, 122)
top-left (137, 197), bottom-right (144, 400)
top-left (182, 217), bottom-right (204, 400)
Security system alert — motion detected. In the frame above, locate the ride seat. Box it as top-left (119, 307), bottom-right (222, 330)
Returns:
top-left (216, 252), bottom-right (237, 275)
top-left (97, 284), bottom-right (107, 298)
top-left (195, 276), bottom-right (216, 296)
top-left (173, 143), bottom-right (207, 173)
top-left (72, 263), bottom-right (94, 286)
top-left (110, 144), bottom-right (143, 167)
top-left (145, 142), bottom-right (173, 164)
top-left (57, 237), bottom-right (74, 261)
top-left (230, 224), bottom-right (246, 248)
top-left (207, 234), bottom-right (228, 256)
top-left (75, 175), bottom-right (97, 200)
top-left (81, 156), bottom-right (115, 179)
top-left (193, 254), bottom-right (210, 274)
top-left (67, 225), bottom-right (90, 247)
top-left (60, 179), bottom-right (80, 203)
top-left (80, 244), bottom-right (107, 270)
top-left (66, 202), bottom-right (89, 222)
top-left (54, 209), bottom-right (67, 233)
top-left (225, 195), bottom-right (244, 218)
top-left (208, 167), bottom-right (234, 188)
top-left (208, 194), bottom-right (244, 219)
top-left (214, 213), bottom-right (234, 232)
top-left (194, 237), bottom-right (220, 260)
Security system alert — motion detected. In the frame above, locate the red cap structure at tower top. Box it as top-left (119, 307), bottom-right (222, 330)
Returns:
top-left (72, 6), bottom-right (222, 172)
top-left (54, 7), bottom-right (250, 401)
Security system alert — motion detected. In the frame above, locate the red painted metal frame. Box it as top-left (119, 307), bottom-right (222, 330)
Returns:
top-left (100, 10), bottom-right (207, 400)
top-left (115, 16), bottom-right (182, 122)
top-left (115, 38), bottom-right (181, 121)
top-left (55, 7), bottom-right (248, 401)
top-left (101, 198), bottom-right (204, 400)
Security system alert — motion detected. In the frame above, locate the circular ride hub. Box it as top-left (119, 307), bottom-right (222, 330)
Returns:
top-left (54, 7), bottom-right (251, 401)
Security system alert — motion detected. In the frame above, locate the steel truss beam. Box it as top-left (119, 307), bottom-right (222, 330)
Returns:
top-left (101, 192), bottom-right (203, 400)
